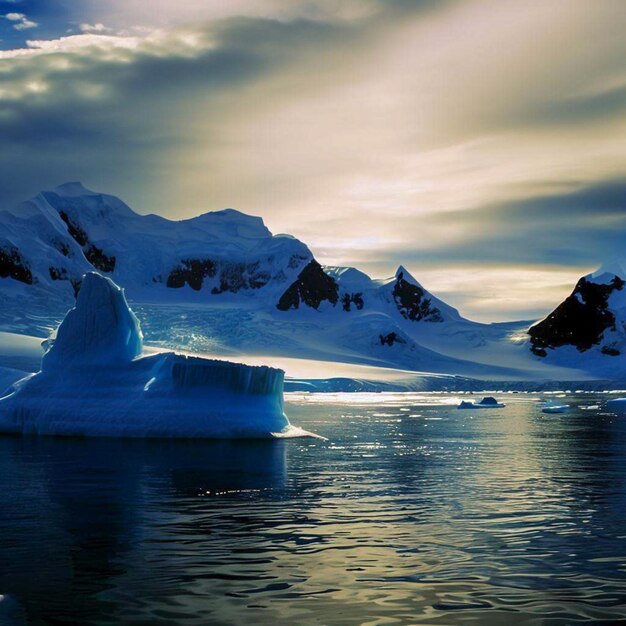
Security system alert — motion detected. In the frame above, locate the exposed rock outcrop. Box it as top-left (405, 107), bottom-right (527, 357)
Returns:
top-left (58, 211), bottom-right (116, 273)
top-left (0, 246), bottom-right (33, 285)
top-left (379, 332), bottom-right (402, 346)
top-left (392, 271), bottom-right (443, 322)
top-left (167, 259), bottom-right (216, 291)
top-left (166, 258), bottom-right (275, 293)
top-left (277, 260), bottom-right (339, 310)
top-left (342, 292), bottom-right (364, 312)
top-left (529, 275), bottom-right (625, 356)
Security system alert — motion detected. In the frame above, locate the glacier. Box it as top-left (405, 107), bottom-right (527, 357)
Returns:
top-left (2, 182), bottom-right (625, 387)
top-left (0, 273), bottom-right (310, 439)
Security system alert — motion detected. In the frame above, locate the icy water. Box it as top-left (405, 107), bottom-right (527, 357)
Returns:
top-left (2, 393), bottom-right (626, 625)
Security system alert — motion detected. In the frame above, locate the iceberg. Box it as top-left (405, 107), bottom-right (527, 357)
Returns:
top-left (0, 273), bottom-right (311, 439)
top-left (607, 398), bottom-right (626, 412)
top-left (541, 403), bottom-right (569, 414)
top-left (457, 396), bottom-right (506, 409)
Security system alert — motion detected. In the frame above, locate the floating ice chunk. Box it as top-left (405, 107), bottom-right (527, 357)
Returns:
top-left (42, 272), bottom-right (142, 371)
top-left (607, 398), bottom-right (626, 412)
top-left (457, 396), bottom-right (505, 409)
top-left (541, 403), bottom-right (569, 414)
top-left (0, 273), bottom-right (315, 439)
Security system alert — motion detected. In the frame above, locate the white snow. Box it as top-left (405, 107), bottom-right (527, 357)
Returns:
top-left (0, 182), bottom-right (313, 313)
top-left (0, 273), bottom-right (312, 439)
top-left (1, 182), bottom-right (625, 387)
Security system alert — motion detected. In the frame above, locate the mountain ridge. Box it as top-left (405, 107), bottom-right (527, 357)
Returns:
top-left (0, 182), bottom-right (621, 383)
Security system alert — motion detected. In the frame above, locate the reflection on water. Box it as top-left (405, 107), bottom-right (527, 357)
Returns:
top-left (2, 393), bottom-right (626, 625)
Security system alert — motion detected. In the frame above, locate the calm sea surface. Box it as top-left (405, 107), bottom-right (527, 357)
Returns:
top-left (1, 392), bottom-right (626, 625)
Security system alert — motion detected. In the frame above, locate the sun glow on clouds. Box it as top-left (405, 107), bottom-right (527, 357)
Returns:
top-left (415, 265), bottom-right (592, 323)
top-left (0, 0), bottom-right (625, 321)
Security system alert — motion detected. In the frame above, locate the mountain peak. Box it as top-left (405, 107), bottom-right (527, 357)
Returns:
top-left (189, 208), bottom-right (272, 239)
top-left (395, 265), bottom-right (417, 284)
top-left (591, 258), bottom-right (626, 284)
top-left (52, 182), bottom-right (98, 197)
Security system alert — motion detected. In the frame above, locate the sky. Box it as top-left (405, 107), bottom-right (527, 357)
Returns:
top-left (1, 0), bottom-right (625, 322)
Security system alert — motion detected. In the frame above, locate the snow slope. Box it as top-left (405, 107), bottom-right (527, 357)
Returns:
top-left (0, 182), bottom-right (312, 328)
top-left (0, 273), bottom-right (312, 438)
top-left (0, 183), bottom-right (617, 385)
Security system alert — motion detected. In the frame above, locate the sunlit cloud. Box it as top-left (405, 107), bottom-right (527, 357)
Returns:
top-left (0, 0), bottom-right (624, 321)
top-left (413, 265), bottom-right (592, 323)
top-left (79, 23), bottom-right (112, 34)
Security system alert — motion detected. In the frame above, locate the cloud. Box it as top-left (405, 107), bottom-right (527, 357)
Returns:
top-left (3, 11), bottom-right (37, 29)
top-left (79, 23), bottom-right (111, 33)
top-left (0, 0), bottom-right (625, 321)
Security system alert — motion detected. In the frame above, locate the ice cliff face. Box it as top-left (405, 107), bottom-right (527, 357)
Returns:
top-left (0, 272), bottom-right (311, 439)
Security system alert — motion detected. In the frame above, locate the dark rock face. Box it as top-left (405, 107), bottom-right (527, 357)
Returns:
top-left (379, 332), bottom-right (402, 346)
top-left (342, 292), bottom-right (364, 312)
top-left (211, 261), bottom-right (271, 294)
top-left (0, 247), bottom-right (33, 284)
top-left (167, 259), bottom-right (216, 291)
top-left (51, 239), bottom-right (70, 257)
top-left (58, 211), bottom-right (116, 273)
top-left (392, 272), bottom-right (443, 322)
top-left (71, 279), bottom-right (82, 298)
top-left (601, 345), bottom-right (621, 356)
top-left (49, 266), bottom-right (68, 281)
top-left (277, 260), bottom-right (339, 311)
top-left (59, 211), bottom-right (88, 246)
top-left (529, 276), bottom-right (625, 355)
top-left (85, 244), bottom-right (115, 273)
top-left (49, 266), bottom-right (82, 298)
top-left (166, 259), bottom-right (273, 293)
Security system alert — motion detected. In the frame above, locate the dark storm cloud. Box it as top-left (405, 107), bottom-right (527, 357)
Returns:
top-left (0, 16), bottom-right (355, 205)
top-left (378, 181), bottom-right (626, 268)
top-left (0, 0), bottom-right (451, 208)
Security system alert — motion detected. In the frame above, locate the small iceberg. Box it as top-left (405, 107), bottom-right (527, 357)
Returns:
top-left (457, 396), bottom-right (506, 409)
top-left (607, 398), bottom-right (626, 412)
top-left (0, 273), bottom-right (315, 439)
top-left (541, 403), bottom-right (569, 414)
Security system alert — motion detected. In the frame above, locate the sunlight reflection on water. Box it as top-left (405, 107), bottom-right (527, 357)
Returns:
top-left (1, 392), bottom-right (626, 625)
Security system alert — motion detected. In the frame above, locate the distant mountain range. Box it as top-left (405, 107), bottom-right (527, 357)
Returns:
top-left (1, 182), bottom-right (624, 383)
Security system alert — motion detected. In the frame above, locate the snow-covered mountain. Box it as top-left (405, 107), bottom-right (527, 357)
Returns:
top-left (528, 261), bottom-right (626, 377)
top-left (0, 182), bottom-right (611, 384)
top-left (0, 183), bottom-right (455, 320)
top-left (0, 181), bottom-right (311, 302)
top-left (0, 183), bottom-right (466, 330)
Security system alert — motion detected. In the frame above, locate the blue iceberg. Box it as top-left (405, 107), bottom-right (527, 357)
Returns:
top-left (0, 273), bottom-right (313, 439)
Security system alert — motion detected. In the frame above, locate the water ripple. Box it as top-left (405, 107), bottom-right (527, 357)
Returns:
top-left (1, 392), bottom-right (626, 624)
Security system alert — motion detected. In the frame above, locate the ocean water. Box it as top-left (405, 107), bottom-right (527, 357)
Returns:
top-left (1, 392), bottom-right (626, 625)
